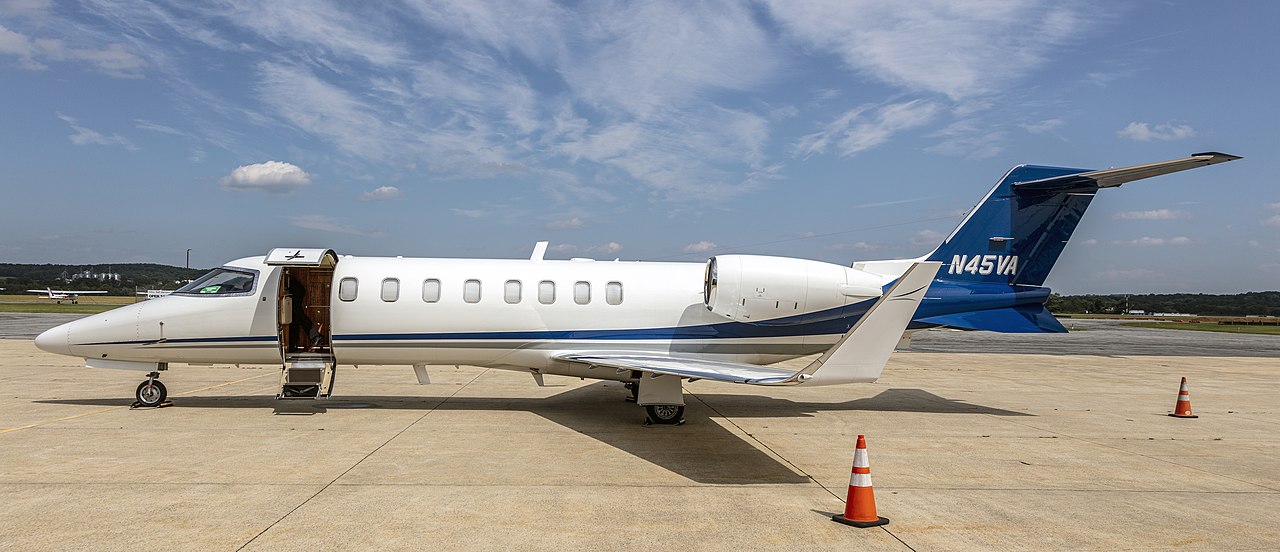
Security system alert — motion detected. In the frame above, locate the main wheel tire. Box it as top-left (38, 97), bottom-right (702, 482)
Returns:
top-left (135, 380), bottom-right (167, 407)
top-left (645, 404), bottom-right (684, 425)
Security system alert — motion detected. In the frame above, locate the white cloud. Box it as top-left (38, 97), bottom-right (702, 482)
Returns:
top-left (827, 241), bottom-right (881, 252)
top-left (56, 113), bottom-right (136, 150)
top-left (1114, 236), bottom-right (1193, 246)
top-left (683, 241), bottom-right (718, 253)
top-left (589, 242), bottom-right (624, 254)
top-left (1021, 118), bottom-right (1064, 134)
top-left (1266, 202), bottom-right (1280, 211)
top-left (0, 24), bottom-right (144, 77)
top-left (910, 229), bottom-right (945, 247)
top-left (220, 161), bottom-right (311, 194)
top-left (545, 217), bottom-right (585, 230)
top-left (1263, 215), bottom-right (1280, 227)
top-left (549, 243), bottom-right (578, 253)
top-left (1117, 122), bottom-right (1196, 142)
top-left (1112, 209), bottom-right (1190, 220)
top-left (794, 100), bottom-right (939, 157)
top-left (288, 214), bottom-right (382, 237)
top-left (762, 1), bottom-right (1087, 99)
top-left (360, 186), bottom-right (401, 201)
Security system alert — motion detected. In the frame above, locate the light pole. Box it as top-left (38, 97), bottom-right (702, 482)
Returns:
top-left (186, 248), bottom-right (191, 269)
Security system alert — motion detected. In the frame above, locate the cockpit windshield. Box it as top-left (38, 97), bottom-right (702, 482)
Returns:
top-left (174, 267), bottom-right (257, 296)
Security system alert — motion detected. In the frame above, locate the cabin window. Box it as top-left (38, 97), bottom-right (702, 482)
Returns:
top-left (504, 280), bottom-right (522, 304)
top-left (606, 281), bottom-right (623, 305)
top-left (464, 279), bottom-right (481, 303)
top-left (422, 279), bottom-right (441, 303)
top-left (574, 281), bottom-right (591, 305)
top-left (538, 280), bottom-right (555, 304)
top-left (338, 277), bottom-right (358, 302)
top-left (381, 278), bottom-right (400, 302)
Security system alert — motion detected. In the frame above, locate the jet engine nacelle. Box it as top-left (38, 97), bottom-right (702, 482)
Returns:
top-left (703, 255), bottom-right (889, 322)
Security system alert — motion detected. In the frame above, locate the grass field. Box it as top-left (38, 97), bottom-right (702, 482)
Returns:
top-left (0, 294), bottom-right (136, 314)
top-left (1120, 321), bottom-right (1280, 336)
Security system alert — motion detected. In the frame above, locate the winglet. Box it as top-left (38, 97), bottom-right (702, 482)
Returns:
top-left (792, 261), bottom-right (941, 385)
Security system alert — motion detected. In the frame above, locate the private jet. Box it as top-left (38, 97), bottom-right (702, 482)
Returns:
top-left (33, 152), bottom-right (1240, 423)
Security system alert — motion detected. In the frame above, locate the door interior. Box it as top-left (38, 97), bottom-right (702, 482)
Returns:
top-left (277, 261), bottom-right (335, 357)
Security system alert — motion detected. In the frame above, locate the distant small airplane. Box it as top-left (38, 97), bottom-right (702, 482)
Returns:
top-left (27, 288), bottom-right (109, 304)
top-left (33, 152), bottom-right (1240, 423)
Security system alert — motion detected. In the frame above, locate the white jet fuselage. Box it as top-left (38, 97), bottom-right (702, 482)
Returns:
top-left (38, 254), bottom-right (879, 382)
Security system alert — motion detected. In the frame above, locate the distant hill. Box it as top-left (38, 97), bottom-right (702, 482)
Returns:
top-left (0, 263), bottom-right (208, 296)
top-left (1047, 292), bottom-right (1280, 317)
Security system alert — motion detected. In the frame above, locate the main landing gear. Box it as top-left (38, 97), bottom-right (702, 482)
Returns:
top-left (629, 377), bottom-right (685, 425)
top-left (644, 404), bottom-right (685, 425)
top-left (134, 371), bottom-right (168, 408)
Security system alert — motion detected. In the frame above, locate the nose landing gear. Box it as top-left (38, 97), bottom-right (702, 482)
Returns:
top-left (133, 372), bottom-right (169, 408)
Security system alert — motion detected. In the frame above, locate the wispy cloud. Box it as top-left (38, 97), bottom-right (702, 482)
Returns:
top-left (1117, 122), bottom-right (1195, 141)
top-left (1114, 236), bottom-right (1193, 246)
top-left (827, 241), bottom-right (881, 252)
top-left (1113, 209), bottom-right (1190, 220)
top-left (683, 241), bottom-right (718, 253)
top-left (219, 161), bottom-right (311, 194)
top-left (927, 119), bottom-right (1004, 158)
top-left (56, 113), bottom-right (136, 150)
top-left (359, 186), bottom-right (401, 201)
top-left (910, 229), bottom-right (945, 247)
top-left (0, 23), bottom-right (145, 77)
top-left (762, 1), bottom-right (1088, 100)
top-left (1021, 118), bottom-right (1064, 134)
top-left (588, 242), bottom-right (623, 254)
top-left (545, 217), bottom-right (585, 230)
top-left (794, 100), bottom-right (939, 157)
top-left (288, 214), bottom-right (382, 237)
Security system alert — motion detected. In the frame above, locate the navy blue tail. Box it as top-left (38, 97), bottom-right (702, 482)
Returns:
top-left (926, 164), bottom-right (1097, 287)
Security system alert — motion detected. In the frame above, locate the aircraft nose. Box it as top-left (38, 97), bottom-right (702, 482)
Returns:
top-left (34, 324), bottom-right (72, 356)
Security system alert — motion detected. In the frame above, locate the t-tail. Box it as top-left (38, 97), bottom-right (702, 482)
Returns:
top-left (912, 152), bottom-right (1240, 333)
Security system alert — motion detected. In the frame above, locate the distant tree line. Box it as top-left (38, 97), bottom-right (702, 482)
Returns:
top-left (0, 263), bottom-right (207, 296)
top-left (1047, 292), bottom-right (1280, 317)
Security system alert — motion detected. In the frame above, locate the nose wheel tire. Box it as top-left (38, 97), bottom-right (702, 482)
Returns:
top-left (645, 404), bottom-right (685, 425)
top-left (135, 380), bottom-right (168, 407)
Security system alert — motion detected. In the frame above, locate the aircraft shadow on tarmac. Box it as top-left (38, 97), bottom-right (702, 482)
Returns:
top-left (36, 385), bottom-right (1027, 485)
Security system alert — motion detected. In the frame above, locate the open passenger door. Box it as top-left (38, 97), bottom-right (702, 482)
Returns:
top-left (266, 248), bottom-right (338, 399)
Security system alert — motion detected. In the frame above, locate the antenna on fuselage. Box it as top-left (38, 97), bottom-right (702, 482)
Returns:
top-left (530, 241), bottom-right (548, 262)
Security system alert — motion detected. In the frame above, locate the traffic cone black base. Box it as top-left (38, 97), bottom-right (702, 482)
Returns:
top-left (831, 514), bottom-right (889, 528)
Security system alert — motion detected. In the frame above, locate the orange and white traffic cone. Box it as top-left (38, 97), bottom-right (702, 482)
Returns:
top-left (1169, 377), bottom-right (1198, 418)
top-left (831, 434), bottom-right (889, 528)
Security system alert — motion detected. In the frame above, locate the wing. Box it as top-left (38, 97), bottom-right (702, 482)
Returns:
top-left (553, 352), bottom-right (800, 385)
top-left (553, 261), bottom-right (941, 387)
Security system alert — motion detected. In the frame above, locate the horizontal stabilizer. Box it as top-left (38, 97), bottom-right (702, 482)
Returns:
top-left (1013, 152), bottom-right (1240, 192)
top-left (916, 305), bottom-right (1067, 333)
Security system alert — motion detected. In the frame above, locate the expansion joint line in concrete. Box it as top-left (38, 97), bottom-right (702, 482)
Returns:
top-left (684, 391), bottom-right (918, 552)
top-left (0, 371), bottom-right (274, 436)
top-left (235, 369), bottom-right (490, 551)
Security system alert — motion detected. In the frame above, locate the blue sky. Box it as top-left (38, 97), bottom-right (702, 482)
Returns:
top-left (1, 0), bottom-right (1276, 293)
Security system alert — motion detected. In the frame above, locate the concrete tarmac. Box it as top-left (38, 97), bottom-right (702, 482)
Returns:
top-left (1, 326), bottom-right (1278, 550)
